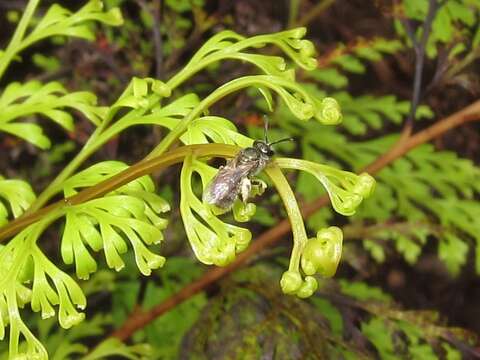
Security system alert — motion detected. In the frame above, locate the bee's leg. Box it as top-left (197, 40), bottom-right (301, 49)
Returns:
top-left (250, 178), bottom-right (267, 196)
top-left (240, 177), bottom-right (252, 203)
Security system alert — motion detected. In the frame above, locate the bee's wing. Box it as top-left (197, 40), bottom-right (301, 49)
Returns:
top-left (203, 161), bottom-right (257, 209)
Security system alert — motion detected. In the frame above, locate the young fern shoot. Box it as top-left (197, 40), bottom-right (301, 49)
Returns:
top-left (0, 1), bottom-right (376, 358)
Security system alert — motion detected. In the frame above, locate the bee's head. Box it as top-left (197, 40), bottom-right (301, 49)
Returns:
top-left (253, 140), bottom-right (274, 158)
top-left (253, 137), bottom-right (295, 158)
top-left (254, 115), bottom-right (294, 158)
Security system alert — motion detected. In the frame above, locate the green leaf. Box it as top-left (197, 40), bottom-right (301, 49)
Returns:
top-left (0, 225), bottom-right (87, 358)
top-left (403, 0), bottom-right (429, 20)
top-left (399, 0), bottom-right (480, 58)
top-left (332, 54), bottom-right (366, 74)
top-left (345, 139), bottom-right (480, 274)
top-left (139, 258), bottom-right (207, 358)
top-left (363, 239), bottom-right (386, 263)
top-left (307, 68), bottom-right (348, 89)
top-left (0, 123), bottom-right (51, 149)
top-left (84, 338), bottom-right (152, 360)
top-left (361, 318), bottom-right (396, 359)
top-left (276, 158), bottom-right (375, 216)
top-left (180, 116), bottom-right (253, 146)
top-left (394, 234), bottom-right (422, 264)
top-left (310, 297), bottom-right (343, 336)
top-left (32, 53), bottom-right (61, 72)
top-left (335, 92), bottom-right (432, 135)
top-left (107, 92), bottom-right (196, 135)
top-left (339, 280), bottom-right (391, 302)
top-left (61, 161), bottom-right (169, 278)
top-left (180, 155), bottom-right (252, 266)
top-left (23, 1), bottom-right (123, 47)
top-left (447, 1), bottom-right (475, 26)
top-left (0, 81), bottom-right (106, 148)
top-left (0, 175), bottom-right (36, 222)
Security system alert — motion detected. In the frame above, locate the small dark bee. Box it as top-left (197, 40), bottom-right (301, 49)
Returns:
top-left (203, 119), bottom-right (292, 210)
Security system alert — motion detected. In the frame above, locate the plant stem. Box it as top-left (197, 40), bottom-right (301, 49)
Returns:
top-left (0, 0), bottom-right (40, 81)
top-left (0, 144), bottom-right (240, 242)
top-left (400, 0), bottom-right (443, 136)
top-left (295, 0), bottom-right (335, 28)
top-left (288, 0), bottom-right (300, 29)
top-left (264, 165), bottom-right (307, 273)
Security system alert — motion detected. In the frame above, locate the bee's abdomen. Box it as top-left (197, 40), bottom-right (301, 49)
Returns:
top-left (203, 178), bottom-right (240, 209)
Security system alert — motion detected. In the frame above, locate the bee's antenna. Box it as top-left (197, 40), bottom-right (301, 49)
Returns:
top-left (263, 115), bottom-right (270, 143)
top-left (269, 137), bottom-right (295, 146)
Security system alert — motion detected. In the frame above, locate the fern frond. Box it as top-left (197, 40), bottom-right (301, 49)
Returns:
top-left (20, 0), bottom-right (123, 49)
top-left (265, 85), bottom-right (432, 138)
top-left (310, 37), bottom-right (403, 88)
top-left (0, 1), bottom-right (123, 81)
top-left (0, 222), bottom-right (85, 359)
top-left (0, 176), bottom-right (36, 225)
top-left (180, 154), bottom-right (253, 266)
top-left (0, 81), bottom-right (107, 149)
top-left (157, 115), bottom-right (253, 147)
top-left (334, 92), bottom-right (433, 135)
top-left (397, 0), bottom-right (480, 57)
top-left (302, 129), bottom-right (480, 275)
top-left (0, 160), bottom-right (170, 357)
top-left (324, 279), bottom-right (471, 359)
top-left (61, 161), bottom-right (169, 278)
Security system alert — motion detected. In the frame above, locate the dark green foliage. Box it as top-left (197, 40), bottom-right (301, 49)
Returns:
top-left (112, 257), bottom-right (207, 359)
top-left (181, 264), bottom-right (473, 359)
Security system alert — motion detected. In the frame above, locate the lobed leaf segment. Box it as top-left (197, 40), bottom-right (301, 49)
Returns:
top-left (0, 1), bottom-right (376, 358)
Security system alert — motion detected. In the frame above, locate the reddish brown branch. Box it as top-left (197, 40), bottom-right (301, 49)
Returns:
top-left (110, 99), bottom-right (480, 341)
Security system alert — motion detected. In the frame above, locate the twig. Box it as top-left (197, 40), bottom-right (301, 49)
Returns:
top-left (0, 144), bottom-right (241, 242)
top-left (287, 0), bottom-right (300, 29)
top-left (343, 0), bottom-right (442, 179)
top-left (295, 0), bottom-right (336, 28)
top-left (400, 0), bottom-right (443, 135)
top-left (110, 99), bottom-right (480, 341)
top-left (135, 0), bottom-right (164, 79)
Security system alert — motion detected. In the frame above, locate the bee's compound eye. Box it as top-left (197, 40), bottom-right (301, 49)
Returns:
top-left (258, 142), bottom-right (273, 157)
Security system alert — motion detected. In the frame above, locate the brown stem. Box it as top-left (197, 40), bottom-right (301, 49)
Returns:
top-left (110, 99), bottom-right (480, 341)
top-left (0, 144), bottom-right (240, 242)
top-left (295, 0), bottom-right (336, 27)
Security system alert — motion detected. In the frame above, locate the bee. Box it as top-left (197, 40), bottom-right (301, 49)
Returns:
top-left (203, 118), bottom-right (292, 210)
